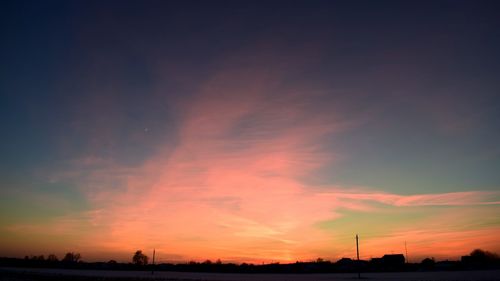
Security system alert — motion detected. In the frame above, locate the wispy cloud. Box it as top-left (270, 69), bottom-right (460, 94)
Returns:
top-left (328, 191), bottom-right (500, 207)
top-left (15, 53), bottom-right (499, 263)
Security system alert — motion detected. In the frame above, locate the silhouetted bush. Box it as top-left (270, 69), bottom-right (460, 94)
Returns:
top-left (461, 249), bottom-right (500, 269)
top-left (420, 257), bottom-right (435, 270)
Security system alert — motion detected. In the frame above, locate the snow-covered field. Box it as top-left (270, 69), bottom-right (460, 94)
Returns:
top-left (1, 267), bottom-right (499, 281)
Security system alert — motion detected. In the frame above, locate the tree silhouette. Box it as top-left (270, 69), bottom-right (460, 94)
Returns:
top-left (469, 249), bottom-right (499, 264)
top-left (62, 252), bottom-right (81, 263)
top-left (471, 249), bottom-right (498, 260)
top-left (47, 254), bottom-right (58, 262)
top-left (132, 250), bottom-right (148, 265)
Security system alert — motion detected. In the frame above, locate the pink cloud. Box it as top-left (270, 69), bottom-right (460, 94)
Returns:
top-left (21, 58), bottom-right (499, 263)
top-left (328, 191), bottom-right (500, 207)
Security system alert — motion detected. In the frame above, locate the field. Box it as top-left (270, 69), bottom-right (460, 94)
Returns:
top-left (1, 267), bottom-right (500, 281)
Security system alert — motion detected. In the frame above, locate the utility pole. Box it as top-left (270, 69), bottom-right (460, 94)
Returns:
top-left (151, 249), bottom-right (156, 275)
top-left (356, 234), bottom-right (360, 279)
top-left (405, 241), bottom-right (409, 264)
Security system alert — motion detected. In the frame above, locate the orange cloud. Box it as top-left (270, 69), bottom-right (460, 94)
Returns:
top-left (19, 60), bottom-right (499, 263)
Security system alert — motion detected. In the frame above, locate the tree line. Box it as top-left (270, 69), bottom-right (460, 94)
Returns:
top-left (1, 249), bottom-right (499, 273)
top-left (23, 252), bottom-right (81, 263)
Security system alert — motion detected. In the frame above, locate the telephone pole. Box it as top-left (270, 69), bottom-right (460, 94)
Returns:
top-left (356, 234), bottom-right (360, 279)
top-left (151, 249), bottom-right (156, 275)
top-left (405, 241), bottom-right (409, 264)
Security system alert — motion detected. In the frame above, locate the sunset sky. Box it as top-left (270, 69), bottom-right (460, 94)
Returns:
top-left (1, 1), bottom-right (500, 264)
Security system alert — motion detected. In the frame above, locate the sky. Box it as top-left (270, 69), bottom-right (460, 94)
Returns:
top-left (1, 0), bottom-right (500, 264)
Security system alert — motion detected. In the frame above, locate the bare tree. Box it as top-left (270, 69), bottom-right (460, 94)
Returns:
top-left (47, 254), bottom-right (58, 262)
top-left (62, 252), bottom-right (81, 263)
